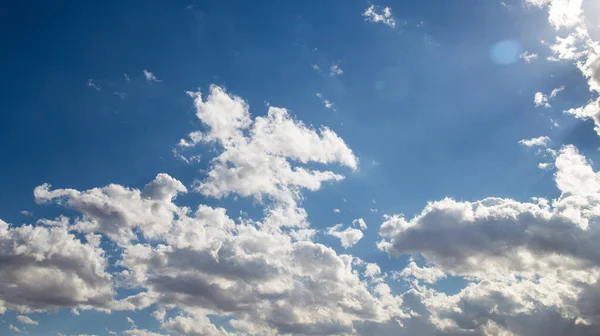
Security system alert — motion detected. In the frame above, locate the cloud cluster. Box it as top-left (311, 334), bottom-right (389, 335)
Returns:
top-left (0, 219), bottom-right (114, 314)
top-left (1, 86), bottom-right (416, 335)
top-left (363, 5), bottom-right (396, 28)
top-left (378, 144), bottom-right (600, 334)
top-left (527, 0), bottom-right (600, 134)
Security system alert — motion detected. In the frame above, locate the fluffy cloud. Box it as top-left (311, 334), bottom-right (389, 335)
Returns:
top-left (518, 135), bottom-right (550, 147)
top-left (534, 87), bottom-right (562, 108)
top-left (34, 174), bottom-right (187, 245)
top-left (0, 220), bottom-right (114, 313)
top-left (363, 5), bottom-right (396, 28)
top-left (16, 315), bottom-right (38, 325)
top-left (379, 144), bottom-right (600, 333)
top-left (525, 0), bottom-right (583, 30)
top-left (17, 87), bottom-right (412, 335)
top-left (528, 0), bottom-right (600, 135)
top-left (326, 224), bottom-right (364, 248)
top-left (179, 85), bottom-right (356, 228)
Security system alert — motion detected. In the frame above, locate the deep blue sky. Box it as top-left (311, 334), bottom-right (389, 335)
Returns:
top-left (1, 0), bottom-right (600, 334)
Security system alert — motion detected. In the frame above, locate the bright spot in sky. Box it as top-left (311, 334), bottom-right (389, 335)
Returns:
top-left (490, 40), bottom-right (522, 65)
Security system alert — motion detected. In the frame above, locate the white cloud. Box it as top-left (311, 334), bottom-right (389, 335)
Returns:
top-left (330, 64), bottom-right (343, 76)
top-left (534, 87), bottom-right (563, 108)
top-left (326, 224), bottom-right (364, 248)
top-left (538, 162), bottom-right (552, 169)
top-left (363, 5), bottom-right (396, 28)
top-left (534, 91), bottom-right (550, 107)
top-left (20, 210), bottom-right (31, 216)
top-left (124, 74), bottom-right (130, 83)
top-left (16, 315), bottom-right (38, 325)
top-left (23, 87), bottom-right (413, 335)
top-left (87, 79), bottom-right (101, 91)
top-left (528, 0), bottom-right (600, 135)
top-left (333, 208), bottom-right (341, 213)
top-left (519, 135), bottom-right (550, 147)
top-left (520, 51), bottom-right (538, 62)
top-left (9, 324), bottom-right (21, 333)
top-left (34, 174), bottom-right (187, 245)
top-left (143, 69), bottom-right (161, 83)
top-left (550, 86), bottom-right (565, 97)
top-left (353, 218), bottom-right (368, 230)
top-left (123, 328), bottom-right (166, 336)
top-left (180, 86), bottom-right (356, 229)
top-left (0, 219), bottom-right (114, 313)
top-left (378, 145), bottom-right (600, 331)
top-left (162, 314), bottom-right (230, 336)
top-left (396, 261), bottom-right (446, 284)
top-left (316, 92), bottom-right (334, 109)
top-left (525, 0), bottom-right (583, 30)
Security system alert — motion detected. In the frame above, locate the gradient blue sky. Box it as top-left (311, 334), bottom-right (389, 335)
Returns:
top-left (1, 0), bottom-right (600, 335)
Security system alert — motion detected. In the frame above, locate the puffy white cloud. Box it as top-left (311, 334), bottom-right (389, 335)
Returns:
top-left (21, 86), bottom-right (413, 335)
top-left (566, 98), bottom-right (600, 134)
top-left (518, 135), bottom-right (550, 147)
top-left (162, 313), bottom-right (231, 336)
top-left (396, 262), bottom-right (446, 285)
top-left (525, 0), bottom-right (583, 30)
top-left (326, 224), bottom-right (364, 248)
top-left (34, 174), bottom-right (187, 245)
top-left (16, 315), bottom-right (38, 325)
top-left (379, 144), bottom-right (600, 332)
top-left (0, 219), bottom-right (114, 313)
top-left (534, 91), bottom-right (550, 107)
top-left (179, 85), bottom-right (356, 229)
top-left (534, 87), bottom-right (564, 108)
top-left (363, 5), bottom-right (396, 28)
top-left (528, 0), bottom-right (600, 135)
top-left (123, 328), bottom-right (166, 336)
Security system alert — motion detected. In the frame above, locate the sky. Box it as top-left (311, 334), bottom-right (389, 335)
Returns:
top-left (1, 0), bottom-right (600, 335)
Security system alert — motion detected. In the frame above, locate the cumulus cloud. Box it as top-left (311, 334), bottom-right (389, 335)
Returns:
top-left (34, 173), bottom-right (187, 245)
top-left (528, 0), bottom-right (600, 135)
top-left (378, 144), bottom-right (600, 333)
top-left (326, 224), bottom-right (364, 248)
top-left (0, 219), bottom-right (114, 313)
top-left (179, 85), bottom-right (356, 228)
top-left (18, 87), bottom-right (414, 335)
top-left (16, 315), bottom-right (38, 325)
top-left (363, 5), bottom-right (396, 28)
top-left (519, 135), bottom-right (550, 147)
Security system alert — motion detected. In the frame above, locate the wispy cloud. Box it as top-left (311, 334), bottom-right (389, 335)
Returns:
top-left (143, 69), bottom-right (161, 83)
top-left (87, 79), bottom-right (101, 91)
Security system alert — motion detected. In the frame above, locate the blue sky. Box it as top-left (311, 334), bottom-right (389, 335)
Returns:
top-left (2, 0), bottom-right (600, 335)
